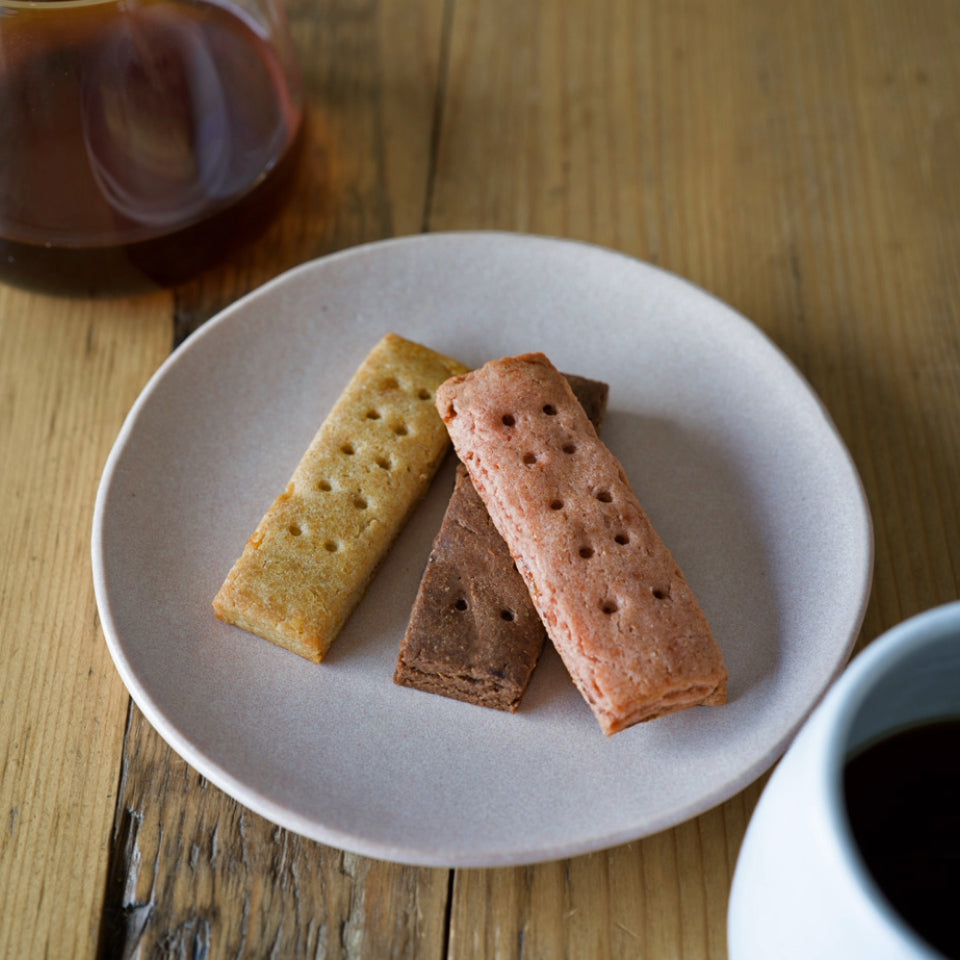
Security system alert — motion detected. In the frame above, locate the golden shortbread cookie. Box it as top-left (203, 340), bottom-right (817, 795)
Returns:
top-left (213, 333), bottom-right (469, 662)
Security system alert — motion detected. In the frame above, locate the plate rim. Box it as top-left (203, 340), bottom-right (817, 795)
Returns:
top-left (92, 230), bottom-right (874, 866)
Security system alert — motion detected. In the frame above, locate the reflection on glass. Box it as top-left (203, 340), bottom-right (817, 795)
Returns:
top-left (0, 0), bottom-right (304, 295)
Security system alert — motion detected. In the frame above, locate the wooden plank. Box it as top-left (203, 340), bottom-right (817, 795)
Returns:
top-left (4, 0), bottom-right (955, 958)
top-left (447, 784), bottom-right (763, 960)
top-left (0, 288), bottom-right (172, 960)
top-left (96, 0), bottom-right (454, 957)
top-left (432, 0), bottom-right (960, 957)
top-left (98, 706), bottom-right (450, 959)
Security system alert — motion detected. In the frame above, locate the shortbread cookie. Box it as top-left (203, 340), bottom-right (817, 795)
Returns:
top-left (436, 353), bottom-right (727, 735)
top-left (213, 333), bottom-right (469, 662)
top-left (394, 375), bottom-right (609, 711)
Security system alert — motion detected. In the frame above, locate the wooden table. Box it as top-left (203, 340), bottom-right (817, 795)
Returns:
top-left (3, 1), bottom-right (959, 956)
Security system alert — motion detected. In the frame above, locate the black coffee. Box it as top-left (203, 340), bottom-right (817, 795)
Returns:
top-left (843, 718), bottom-right (960, 959)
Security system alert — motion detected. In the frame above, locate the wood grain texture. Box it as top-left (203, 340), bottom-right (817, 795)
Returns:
top-left (430, 0), bottom-right (960, 957)
top-left (3, 0), bottom-right (960, 957)
top-left (444, 787), bottom-right (764, 960)
top-left (97, 706), bottom-right (449, 960)
top-left (94, 1), bottom-right (454, 958)
top-left (0, 289), bottom-right (172, 960)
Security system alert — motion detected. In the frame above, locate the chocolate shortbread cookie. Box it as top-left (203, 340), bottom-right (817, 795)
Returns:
top-left (394, 375), bottom-right (608, 711)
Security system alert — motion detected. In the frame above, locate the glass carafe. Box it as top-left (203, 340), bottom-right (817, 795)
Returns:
top-left (0, 0), bottom-right (303, 296)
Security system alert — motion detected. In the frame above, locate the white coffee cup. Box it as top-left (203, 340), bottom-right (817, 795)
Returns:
top-left (727, 600), bottom-right (960, 960)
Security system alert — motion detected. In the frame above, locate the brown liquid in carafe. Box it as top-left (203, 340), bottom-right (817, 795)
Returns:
top-left (0, 0), bottom-right (303, 295)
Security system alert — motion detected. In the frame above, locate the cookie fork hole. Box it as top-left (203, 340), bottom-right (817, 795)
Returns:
top-left (523, 452), bottom-right (538, 465)
top-left (652, 586), bottom-right (671, 601)
top-left (500, 610), bottom-right (515, 622)
top-left (600, 600), bottom-right (619, 615)
top-left (502, 413), bottom-right (516, 427)
top-left (454, 598), bottom-right (468, 611)
top-left (579, 546), bottom-right (594, 559)
top-left (288, 524), bottom-right (302, 537)
top-left (324, 540), bottom-right (339, 553)
top-left (595, 490), bottom-right (613, 503)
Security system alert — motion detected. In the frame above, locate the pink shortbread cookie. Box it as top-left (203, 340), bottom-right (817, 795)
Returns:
top-left (436, 353), bottom-right (727, 735)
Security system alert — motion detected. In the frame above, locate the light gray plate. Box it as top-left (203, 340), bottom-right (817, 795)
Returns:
top-left (92, 233), bottom-right (873, 866)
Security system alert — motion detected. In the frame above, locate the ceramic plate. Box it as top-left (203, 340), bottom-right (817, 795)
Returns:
top-left (92, 233), bottom-right (873, 866)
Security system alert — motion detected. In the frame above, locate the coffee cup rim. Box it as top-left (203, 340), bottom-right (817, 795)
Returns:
top-left (819, 600), bottom-right (960, 959)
